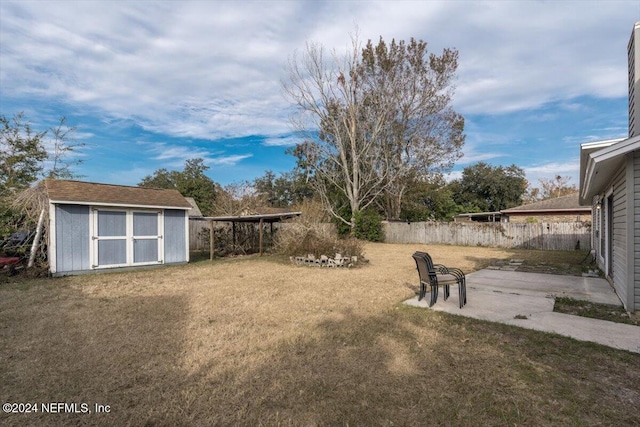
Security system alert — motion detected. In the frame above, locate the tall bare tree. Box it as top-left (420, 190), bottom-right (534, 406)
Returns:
top-left (284, 34), bottom-right (464, 229)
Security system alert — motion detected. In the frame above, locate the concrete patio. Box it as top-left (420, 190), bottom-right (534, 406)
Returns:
top-left (404, 269), bottom-right (640, 354)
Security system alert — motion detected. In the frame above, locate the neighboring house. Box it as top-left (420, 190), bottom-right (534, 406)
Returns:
top-left (185, 197), bottom-right (203, 218)
top-left (453, 193), bottom-right (590, 223)
top-left (579, 137), bottom-right (640, 312)
top-left (501, 193), bottom-right (591, 223)
top-left (46, 179), bottom-right (191, 276)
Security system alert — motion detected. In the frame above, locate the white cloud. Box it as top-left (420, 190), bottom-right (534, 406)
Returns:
top-left (139, 141), bottom-right (210, 165)
top-left (524, 161), bottom-right (581, 188)
top-left (209, 154), bottom-right (253, 166)
top-left (262, 135), bottom-right (302, 147)
top-left (1, 0), bottom-right (636, 143)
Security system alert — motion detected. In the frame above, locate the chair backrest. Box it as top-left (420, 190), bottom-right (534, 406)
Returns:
top-left (414, 251), bottom-right (437, 271)
top-left (412, 252), bottom-right (437, 284)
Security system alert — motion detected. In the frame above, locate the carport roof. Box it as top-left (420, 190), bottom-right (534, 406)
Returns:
top-left (196, 212), bottom-right (302, 223)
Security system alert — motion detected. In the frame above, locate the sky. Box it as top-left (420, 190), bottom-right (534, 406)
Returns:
top-left (1, 0), bottom-right (638, 189)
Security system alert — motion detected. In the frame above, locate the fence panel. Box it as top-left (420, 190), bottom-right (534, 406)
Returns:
top-left (382, 221), bottom-right (591, 251)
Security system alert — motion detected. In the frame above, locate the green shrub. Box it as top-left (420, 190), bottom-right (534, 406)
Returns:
top-left (353, 209), bottom-right (384, 242)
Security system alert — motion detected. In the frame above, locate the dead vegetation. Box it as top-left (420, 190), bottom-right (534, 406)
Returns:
top-left (0, 243), bottom-right (638, 426)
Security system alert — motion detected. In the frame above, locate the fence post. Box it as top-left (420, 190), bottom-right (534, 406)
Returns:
top-left (209, 220), bottom-right (215, 260)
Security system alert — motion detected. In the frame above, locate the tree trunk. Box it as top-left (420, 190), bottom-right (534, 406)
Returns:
top-left (28, 209), bottom-right (45, 268)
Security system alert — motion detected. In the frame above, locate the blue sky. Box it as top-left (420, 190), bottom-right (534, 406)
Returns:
top-left (0, 1), bottom-right (637, 188)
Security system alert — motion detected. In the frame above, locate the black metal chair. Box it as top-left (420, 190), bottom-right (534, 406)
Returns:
top-left (412, 251), bottom-right (467, 308)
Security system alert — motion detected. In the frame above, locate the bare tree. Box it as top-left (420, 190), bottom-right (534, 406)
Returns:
top-left (212, 181), bottom-right (258, 216)
top-left (284, 33), bottom-right (464, 229)
top-left (285, 35), bottom-right (387, 229)
top-left (47, 116), bottom-right (85, 179)
top-left (539, 175), bottom-right (577, 200)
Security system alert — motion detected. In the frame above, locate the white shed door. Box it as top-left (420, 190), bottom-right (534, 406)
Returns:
top-left (92, 209), bottom-right (163, 269)
top-left (95, 210), bottom-right (127, 267)
top-left (133, 212), bottom-right (161, 264)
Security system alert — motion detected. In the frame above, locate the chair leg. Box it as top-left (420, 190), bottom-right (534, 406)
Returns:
top-left (443, 285), bottom-right (450, 301)
top-left (419, 281), bottom-right (426, 301)
top-left (429, 285), bottom-right (437, 307)
top-left (460, 279), bottom-right (467, 308)
top-left (463, 279), bottom-right (467, 305)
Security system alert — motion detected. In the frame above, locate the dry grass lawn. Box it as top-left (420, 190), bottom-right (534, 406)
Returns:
top-left (1, 243), bottom-right (639, 426)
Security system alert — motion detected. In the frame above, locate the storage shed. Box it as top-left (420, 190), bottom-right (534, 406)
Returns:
top-left (45, 179), bottom-right (191, 276)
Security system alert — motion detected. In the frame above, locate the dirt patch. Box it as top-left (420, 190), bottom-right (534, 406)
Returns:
top-left (554, 297), bottom-right (640, 326)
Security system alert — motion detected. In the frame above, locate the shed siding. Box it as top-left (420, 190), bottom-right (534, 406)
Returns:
top-left (164, 210), bottom-right (187, 263)
top-left (55, 204), bottom-right (90, 273)
top-left (634, 151), bottom-right (640, 310)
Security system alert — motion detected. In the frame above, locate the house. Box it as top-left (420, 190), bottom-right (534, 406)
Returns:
top-left (500, 193), bottom-right (591, 223)
top-left (577, 21), bottom-right (640, 313)
top-left (453, 193), bottom-right (590, 223)
top-left (579, 137), bottom-right (640, 312)
top-left (185, 197), bottom-right (203, 217)
top-left (46, 179), bottom-right (191, 276)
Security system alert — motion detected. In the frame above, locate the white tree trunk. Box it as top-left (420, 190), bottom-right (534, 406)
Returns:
top-left (28, 209), bottom-right (45, 268)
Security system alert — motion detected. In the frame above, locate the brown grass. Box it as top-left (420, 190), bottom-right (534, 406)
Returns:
top-left (1, 243), bottom-right (638, 426)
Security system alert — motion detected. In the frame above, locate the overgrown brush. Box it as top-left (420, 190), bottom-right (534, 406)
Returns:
top-left (274, 222), bottom-right (364, 260)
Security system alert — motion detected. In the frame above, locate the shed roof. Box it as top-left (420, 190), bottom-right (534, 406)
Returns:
top-left (501, 193), bottom-right (589, 214)
top-left (45, 179), bottom-right (192, 209)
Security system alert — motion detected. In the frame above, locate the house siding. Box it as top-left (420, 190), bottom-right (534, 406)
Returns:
top-left (634, 151), bottom-right (640, 310)
top-left (164, 209), bottom-right (187, 263)
top-left (612, 167), bottom-right (628, 305)
top-left (55, 204), bottom-right (90, 273)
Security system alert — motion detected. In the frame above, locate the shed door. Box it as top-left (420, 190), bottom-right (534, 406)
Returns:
top-left (133, 212), bottom-right (161, 264)
top-left (95, 210), bottom-right (127, 267)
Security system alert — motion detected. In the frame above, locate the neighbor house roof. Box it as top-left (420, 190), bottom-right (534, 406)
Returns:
top-left (579, 136), bottom-right (640, 205)
top-left (45, 179), bottom-right (192, 210)
top-left (501, 193), bottom-right (590, 215)
top-left (184, 197), bottom-right (203, 217)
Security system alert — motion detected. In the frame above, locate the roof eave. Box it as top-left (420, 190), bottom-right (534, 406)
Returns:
top-left (579, 136), bottom-right (640, 204)
top-left (49, 199), bottom-right (192, 210)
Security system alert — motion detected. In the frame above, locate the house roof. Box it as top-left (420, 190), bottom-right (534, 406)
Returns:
top-left (579, 136), bottom-right (640, 205)
top-left (184, 197), bottom-right (203, 217)
top-left (45, 179), bottom-right (192, 210)
top-left (501, 193), bottom-right (590, 214)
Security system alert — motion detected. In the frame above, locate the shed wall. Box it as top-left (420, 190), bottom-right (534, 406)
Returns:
top-left (55, 204), bottom-right (90, 273)
top-left (164, 209), bottom-right (187, 263)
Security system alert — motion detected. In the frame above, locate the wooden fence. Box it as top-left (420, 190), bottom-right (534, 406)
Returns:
top-left (382, 221), bottom-right (591, 251)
